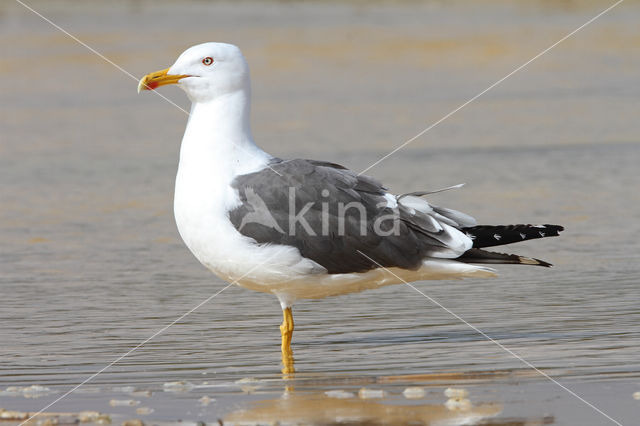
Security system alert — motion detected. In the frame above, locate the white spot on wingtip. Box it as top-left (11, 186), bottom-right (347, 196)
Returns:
top-left (520, 233), bottom-right (526, 239)
top-left (493, 234), bottom-right (501, 240)
top-left (539, 231), bottom-right (546, 237)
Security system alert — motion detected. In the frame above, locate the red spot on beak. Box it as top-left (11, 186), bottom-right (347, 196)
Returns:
top-left (146, 81), bottom-right (159, 90)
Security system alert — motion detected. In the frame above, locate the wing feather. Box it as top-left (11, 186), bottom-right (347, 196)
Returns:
top-left (228, 159), bottom-right (473, 274)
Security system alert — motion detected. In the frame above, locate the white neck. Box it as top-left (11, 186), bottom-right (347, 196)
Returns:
top-left (174, 88), bottom-right (272, 240)
top-left (173, 88), bottom-right (273, 268)
top-left (178, 90), bottom-right (271, 181)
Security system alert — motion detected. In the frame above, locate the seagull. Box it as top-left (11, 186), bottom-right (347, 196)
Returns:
top-left (138, 42), bottom-right (563, 372)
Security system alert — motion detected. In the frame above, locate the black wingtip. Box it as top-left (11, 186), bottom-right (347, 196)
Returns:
top-left (458, 248), bottom-right (554, 267)
top-left (522, 256), bottom-right (553, 268)
top-left (462, 224), bottom-right (565, 249)
top-left (543, 224), bottom-right (564, 235)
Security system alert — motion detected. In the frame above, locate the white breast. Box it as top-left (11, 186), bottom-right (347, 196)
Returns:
top-left (173, 137), bottom-right (324, 292)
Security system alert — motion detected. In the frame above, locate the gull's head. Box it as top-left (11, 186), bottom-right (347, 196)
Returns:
top-left (137, 42), bottom-right (249, 102)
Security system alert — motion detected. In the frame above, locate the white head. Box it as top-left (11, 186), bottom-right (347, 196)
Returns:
top-left (138, 42), bottom-right (250, 103)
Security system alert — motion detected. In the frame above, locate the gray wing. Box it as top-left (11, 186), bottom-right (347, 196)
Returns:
top-left (228, 158), bottom-right (470, 274)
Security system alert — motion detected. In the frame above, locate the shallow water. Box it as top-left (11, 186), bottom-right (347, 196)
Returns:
top-left (1, 1), bottom-right (639, 425)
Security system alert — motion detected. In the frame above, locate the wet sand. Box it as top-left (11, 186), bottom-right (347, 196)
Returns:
top-left (1, 1), bottom-right (639, 424)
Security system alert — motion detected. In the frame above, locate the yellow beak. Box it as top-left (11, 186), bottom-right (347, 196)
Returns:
top-left (137, 67), bottom-right (190, 93)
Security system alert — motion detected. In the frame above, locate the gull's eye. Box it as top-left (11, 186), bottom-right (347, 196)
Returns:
top-left (202, 57), bottom-right (214, 66)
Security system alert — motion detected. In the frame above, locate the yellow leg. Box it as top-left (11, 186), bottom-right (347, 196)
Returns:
top-left (280, 307), bottom-right (295, 374)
